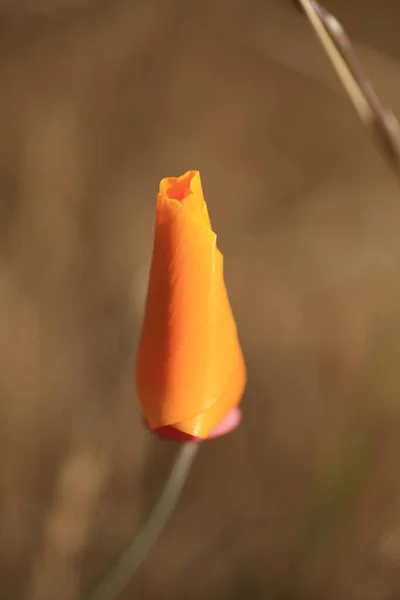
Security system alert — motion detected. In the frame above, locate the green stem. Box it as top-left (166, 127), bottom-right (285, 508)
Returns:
top-left (83, 442), bottom-right (199, 600)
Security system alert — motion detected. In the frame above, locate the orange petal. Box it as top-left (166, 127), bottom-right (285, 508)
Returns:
top-left (136, 171), bottom-right (246, 439)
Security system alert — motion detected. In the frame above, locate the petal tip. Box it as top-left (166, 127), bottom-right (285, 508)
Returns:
top-left (159, 170), bottom-right (200, 202)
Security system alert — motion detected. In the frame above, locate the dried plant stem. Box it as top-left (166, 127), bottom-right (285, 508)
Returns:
top-left (83, 442), bottom-right (199, 600)
top-left (298, 0), bottom-right (372, 124)
top-left (297, 0), bottom-right (400, 177)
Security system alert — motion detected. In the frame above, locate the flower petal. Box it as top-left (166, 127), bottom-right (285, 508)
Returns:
top-left (136, 171), bottom-right (246, 439)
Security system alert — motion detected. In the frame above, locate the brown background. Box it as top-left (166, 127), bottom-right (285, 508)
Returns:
top-left (1, 1), bottom-right (400, 598)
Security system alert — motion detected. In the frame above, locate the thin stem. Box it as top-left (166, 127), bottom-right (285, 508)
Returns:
top-left (83, 442), bottom-right (200, 600)
top-left (297, 0), bottom-right (400, 179)
top-left (299, 0), bottom-right (372, 123)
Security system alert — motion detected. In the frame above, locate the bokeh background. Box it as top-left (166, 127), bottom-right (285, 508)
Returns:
top-left (1, 0), bottom-right (400, 598)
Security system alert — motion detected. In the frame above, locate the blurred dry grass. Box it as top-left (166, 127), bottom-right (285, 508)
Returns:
top-left (1, 0), bottom-right (400, 598)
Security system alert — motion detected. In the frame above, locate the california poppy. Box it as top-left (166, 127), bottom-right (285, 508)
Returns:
top-left (136, 171), bottom-right (246, 441)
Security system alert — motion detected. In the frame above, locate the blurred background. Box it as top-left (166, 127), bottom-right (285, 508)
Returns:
top-left (1, 0), bottom-right (400, 598)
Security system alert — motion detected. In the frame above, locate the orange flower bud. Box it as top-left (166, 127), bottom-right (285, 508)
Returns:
top-left (136, 171), bottom-right (246, 440)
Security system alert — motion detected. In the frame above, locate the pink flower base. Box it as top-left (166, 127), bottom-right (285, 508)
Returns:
top-left (145, 408), bottom-right (242, 442)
